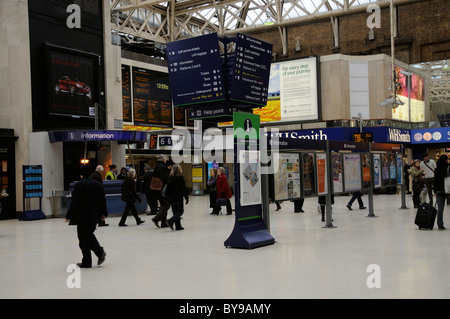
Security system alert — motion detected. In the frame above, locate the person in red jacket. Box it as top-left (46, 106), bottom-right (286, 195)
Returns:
top-left (213, 167), bottom-right (233, 215)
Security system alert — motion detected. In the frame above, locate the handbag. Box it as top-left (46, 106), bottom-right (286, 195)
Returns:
top-left (445, 167), bottom-right (450, 194)
top-left (150, 176), bottom-right (163, 191)
top-left (216, 198), bottom-right (227, 206)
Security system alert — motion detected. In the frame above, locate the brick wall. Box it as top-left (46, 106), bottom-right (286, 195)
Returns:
top-left (247, 0), bottom-right (449, 64)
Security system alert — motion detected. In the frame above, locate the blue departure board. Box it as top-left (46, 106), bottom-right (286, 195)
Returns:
top-left (166, 33), bottom-right (226, 108)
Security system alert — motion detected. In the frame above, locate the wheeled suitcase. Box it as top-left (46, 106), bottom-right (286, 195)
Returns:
top-left (414, 203), bottom-right (437, 230)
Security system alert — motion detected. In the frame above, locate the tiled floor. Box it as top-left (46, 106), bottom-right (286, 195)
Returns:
top-left (0, 193), bottom-right (449, 299)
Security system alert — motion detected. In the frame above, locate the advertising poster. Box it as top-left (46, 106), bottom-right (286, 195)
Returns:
top-left (389, 154), bottom-right (397, 182)
top-left (47, 47), bottom-right (96, 117)
top-left (253, 57), bottom-right (319, 123)
top-left (381, 153), bottom-right (390, 187)
top-left (331, 152), bottom-right (343, 193)
top-left (316, 153), bottom-right (328, 195)
top-left (392, 66), bottom-right (425, 123)
top-left (303, 153), bottom-right (316, 197)
top-left (343, 154), bottom-right (361, 192)
top-left (362, 153), bottom-right (371, 189)
top-left (396, 154), bottom-right (403, 185)
top-left (192, 165), bottom-right (203, 183)
top-left (239, 150), bottom-right (261, 206)
top-left (373, 154), bottom-right (381, 188)
top-left (273, 153), bottom-right (301, 201)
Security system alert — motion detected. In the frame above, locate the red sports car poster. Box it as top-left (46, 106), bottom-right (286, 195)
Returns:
top-left (47, 46), bottom-right (97, 117)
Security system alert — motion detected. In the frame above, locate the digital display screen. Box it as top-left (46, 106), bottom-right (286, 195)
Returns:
top-left (132, 67), bottom-right (172, 127)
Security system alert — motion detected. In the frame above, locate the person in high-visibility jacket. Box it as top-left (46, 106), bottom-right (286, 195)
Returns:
top-left (105, 164), bottom-right (117, 180)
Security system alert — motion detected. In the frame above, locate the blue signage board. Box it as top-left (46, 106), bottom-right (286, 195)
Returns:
top-left (48, 130), bottom-right (147, 143)
top-left (363, 127), bottom-right (411, 143)
top-left (268, 126), bottom-right (415, 144)
top-left (229, 33), bottom-right (272, 107)
top-left (269, 127), bottom-right (359, 142)
top-left (410, 127), bottom-right (450, 144)
top-left (166, 33), bottom-right (225, 108)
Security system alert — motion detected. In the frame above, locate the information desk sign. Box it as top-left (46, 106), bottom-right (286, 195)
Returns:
top-left (230, 34), bottom-right (272, 107)
top-left (166, 33), bottom-right (225, 108)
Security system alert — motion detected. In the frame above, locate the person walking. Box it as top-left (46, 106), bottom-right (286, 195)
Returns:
top-left (119, 168), bottom-right (145, 227)
top-left (410, 159), bottom-right (424, 208)
top-left (65, 164), bottom-right (107, 268)
top-left (213, 167), bottom-right (233, 215)
top-left (207, 168), bottom-right (218, 215)
top-left (139, 165), bottom-right (157, 215)
top-left (151, 155), bottom-right (171, 228)
top-left (165, 164), bottom-right (189, 230)
top-left (91, 165), bottom-right (109, 227)
top-left (293, 198), bottom-right (304, 213)
top-left (434, 154), bottom-right (449, 230)
top-left (420, 153), bottom-right (436, 205)
top-left (346, 191), bottom-right (366, 210)
top-left (318, 195), bottom-right (334, 222)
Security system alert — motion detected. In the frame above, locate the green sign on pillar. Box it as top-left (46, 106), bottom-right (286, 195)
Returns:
top-left (224, 112), bottom-right (274, 249)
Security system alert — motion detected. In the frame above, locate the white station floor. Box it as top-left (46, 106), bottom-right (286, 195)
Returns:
top-left (0, 193), bottom-right (449, 299)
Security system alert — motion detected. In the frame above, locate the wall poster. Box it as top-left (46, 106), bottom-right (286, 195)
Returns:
top-left (303, 153), bottom-right (316, 197)
top-left (46, 45), bottom-right (98, 118)
top-left (381, 153), bottom-right (390, 187)
top-left (362, 153), bottom-right (371, 189)
top-left (343, 153), bottom-right (362, 192)
top-left (239, 150), bottom-right (261, 206)
top-left (331, 152), bottom-right (343, 193)
top-left (372, 154), bottom-right (381, 188)
top-left (396, 154), bottom-right (403, 185)
top-left (273, 153), bottom-right (301, 201)
top-left (316, 153), bottom-right (328, 195)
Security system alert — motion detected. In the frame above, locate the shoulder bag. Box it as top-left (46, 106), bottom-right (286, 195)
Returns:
top-left (445, 167), bottom-right (450, 194)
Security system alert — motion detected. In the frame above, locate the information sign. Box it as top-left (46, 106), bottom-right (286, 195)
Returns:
top-left (166, 33), bottom-right (225, 107)
top-left (229, 34), bottom-right (272, 106)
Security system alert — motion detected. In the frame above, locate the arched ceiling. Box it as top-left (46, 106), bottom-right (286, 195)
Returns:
top-left (110, 0), bottom-right (406, 43)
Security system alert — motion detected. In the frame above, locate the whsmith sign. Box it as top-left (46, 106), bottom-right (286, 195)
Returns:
top-left (269, 127), bottom-right (412, 144)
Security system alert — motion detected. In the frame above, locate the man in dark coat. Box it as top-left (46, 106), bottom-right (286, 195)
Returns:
top-left (119, 168), bottom-right (145, 226)
top-left (151, 155), bottom-right (172, 228)
top-left (66, 165), bottom-right (107, 268)
top-left (91, 165), bottom-right (109, 227)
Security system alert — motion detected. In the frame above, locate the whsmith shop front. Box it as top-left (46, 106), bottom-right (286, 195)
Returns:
top-left (273, 126), bottom-right (450, 161)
